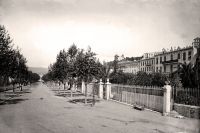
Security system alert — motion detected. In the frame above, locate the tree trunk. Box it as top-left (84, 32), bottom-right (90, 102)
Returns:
top-left (19, 83), bottom-right (22, 91)
top-left (13, 83), bottom-right (15, 92)
top-left (71, 87), bottom-right (73, 98)
top-left (59, 82), bottom-right (61, 89)
top-left (20, 84), bottom-right (22, 91)
top-left (92, 85), bottom-right (95, 106)
top-left (85, 83), bottom-right (87, 104)
top-left (64, 83), bottom-right (66, 90)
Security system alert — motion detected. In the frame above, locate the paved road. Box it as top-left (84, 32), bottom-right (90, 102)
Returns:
top-left (0, 82), bottom-right (199, 133)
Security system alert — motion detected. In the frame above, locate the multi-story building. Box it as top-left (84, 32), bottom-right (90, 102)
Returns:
top-left (154, 46), bottom-right (193, 74)
top-left (118, 60), bottom-right (139, 74)
top-left (139, 57), bottom-right (155, 73)
top-left (116, 37), bottom-right (200, 75)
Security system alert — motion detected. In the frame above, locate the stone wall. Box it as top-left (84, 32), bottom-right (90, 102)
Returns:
top-left (174, 103), bottom-right (200, 119)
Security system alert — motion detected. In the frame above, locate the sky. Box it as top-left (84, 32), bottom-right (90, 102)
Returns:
top-left (0, 0), bottom-right (200, 68)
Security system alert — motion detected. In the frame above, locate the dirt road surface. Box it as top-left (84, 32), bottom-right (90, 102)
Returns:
top-left (0, 82), bottom-right (199, 133)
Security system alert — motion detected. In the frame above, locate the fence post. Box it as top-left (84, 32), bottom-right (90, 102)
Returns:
top-left (163, 84), bottom-right (172, 116)
top-left (105, 78), bottom-right (111, 100)
top-left (99, 79), bottom-right (103, 99)
top-left (81, 80), bottom-right (85, 94)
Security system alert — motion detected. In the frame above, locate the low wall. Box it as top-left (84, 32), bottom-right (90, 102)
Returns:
top-left (174, 103), bottom-right (200, 119)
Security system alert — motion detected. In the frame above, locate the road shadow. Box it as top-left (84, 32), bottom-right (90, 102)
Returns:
top-left (0, 98), bottom-right (28, 105)
top-left (69, 98), bottom-right (100, 104)
top-left (55, 93), bottom-right (84, 98)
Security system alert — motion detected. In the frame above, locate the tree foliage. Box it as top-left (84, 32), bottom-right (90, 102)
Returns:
top-left (110, 71), bottom-right (167, 87)
top-left (176, 62), bottom-right (200, 88)
top-left (113, 54), bottom-right (119, 74)
top-left (0, 25), bottom-right (39, 90)
top-left (42, 46), bottom-right (102, 87)
top-left (42, 45), bottom-right (102, 104)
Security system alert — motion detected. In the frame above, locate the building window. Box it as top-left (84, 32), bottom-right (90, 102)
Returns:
top-left (160, 67), bottom-right (162, 72)
top-left (156, 58), bottom-right (158, 64)
top-left (188, 51), bottom-right (191, 60)
top-left (156, 67), bottom-right (158, 72)
top-left (160, 57), bottom-right (162, 63)
top-left (170, 65), bottom-right (173, 73)
top-left (164, 65), bottom-right (166, 72)
top-left (178, 53), bottom-right (180, 59)
top-left (183, 52), bottom-right (186, 61)
top-left (164, 56), bottom-right (166, 61)
top-left (171, 54), bottom-right (173, 60)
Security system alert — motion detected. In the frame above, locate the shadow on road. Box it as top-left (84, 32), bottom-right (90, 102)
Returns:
top-left (0, 98), bottom-right (28, 105)
top-left (69, 98), bottom-right (100, 104)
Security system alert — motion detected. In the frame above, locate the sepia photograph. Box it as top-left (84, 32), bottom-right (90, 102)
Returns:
top-left (0, 0), bottom-right (200, 132)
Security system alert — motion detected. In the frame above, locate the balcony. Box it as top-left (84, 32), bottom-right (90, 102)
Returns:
top-left (161, 59), bottom-right (178, 64)
top-left (145, 63), bottom-right (152, 66)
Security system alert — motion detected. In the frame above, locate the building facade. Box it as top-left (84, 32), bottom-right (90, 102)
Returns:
top-left (154, 47), bottom-right (193, 74)
top-left (118, 60), bottom-right (139, 74)
top-left (139, 57), bottom-right (155, 73)
top-left (117, 37), bottom-right (200, 75)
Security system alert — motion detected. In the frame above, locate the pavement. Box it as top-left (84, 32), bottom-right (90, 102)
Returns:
top-left (0, 82), bottom-right (199, 133)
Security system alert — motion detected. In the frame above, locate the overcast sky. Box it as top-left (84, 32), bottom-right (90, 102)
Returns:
top-left (0, 0), bottom-right (200, 67)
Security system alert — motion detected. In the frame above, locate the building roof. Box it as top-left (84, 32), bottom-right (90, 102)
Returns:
top-left (155, 46), bottom-right (192, 56)
top-left (194, 37), bottom-right (200, 40)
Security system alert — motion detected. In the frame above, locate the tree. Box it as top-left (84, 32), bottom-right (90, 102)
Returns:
top-left (113, 54), bottom-right (119, 74)
top-left (75, 47), bottom-right (102, 104)
top-left (0, 25), bottom-right (34, 92)
top-left (0, 25), bottom-right (13, 86)
top-left (54, 49), bottom-right (69, 89)
top-left (100, 61), bottom-right (111, 83)
top-left (151, 72), bottom-right (167, 87)
top-left (67, 44), bottom-right (78, 96)
top-left (178, 63), bottom-right (196, 88)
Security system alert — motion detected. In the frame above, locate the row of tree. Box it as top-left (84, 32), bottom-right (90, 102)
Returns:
top-left (42, 45), bottom-right (104, 104)
top-left (0, 25), bottom-right (40, 92)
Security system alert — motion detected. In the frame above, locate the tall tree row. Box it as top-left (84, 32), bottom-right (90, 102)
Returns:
top-left (0, 25), bottom-right (40, 91)
top-left (42, 45), bottom-right (103, 103)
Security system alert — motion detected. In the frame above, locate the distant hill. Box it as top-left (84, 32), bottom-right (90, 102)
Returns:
top-left (29, 67), bottom-right (48, 75)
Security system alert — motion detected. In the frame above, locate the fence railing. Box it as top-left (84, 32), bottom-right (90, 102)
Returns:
top-left (110, 84), bottom-right (164, 112)
top-left (172, 87), bottom-right (200, 106)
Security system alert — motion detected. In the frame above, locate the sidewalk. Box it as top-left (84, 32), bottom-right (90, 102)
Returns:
top-left (49, 84), bottom-right (200, 133)
top-left (54, 93), bottom-right (200, 133)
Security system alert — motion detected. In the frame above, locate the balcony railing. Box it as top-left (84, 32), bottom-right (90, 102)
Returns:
top-left (145, 63), bottom-right (152, 66)
top-left (161, 59), bottom-right (178, 64)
